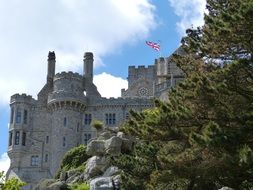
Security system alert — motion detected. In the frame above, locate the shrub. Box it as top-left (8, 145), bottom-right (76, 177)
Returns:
top-left (56, 145), bottom-right (90, 178)
top-left (91, 120), bottom-right (103, 130)
top-left (70, 182), bottom-right (89, 190)
top-left (0, 171), bottom-right (26, 190)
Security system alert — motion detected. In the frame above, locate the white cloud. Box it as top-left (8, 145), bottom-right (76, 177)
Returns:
top-left (0, 0), bottom-right (156, 106)
top-left (94, 72), bottom-right (128, 98)
top-left (168, 0), bottom-right (206, 35)
top-left (0, 153), bottom-right (10, 175)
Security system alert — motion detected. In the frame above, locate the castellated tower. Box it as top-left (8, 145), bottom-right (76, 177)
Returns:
top-left (47, 71), bottom-right (86, 175)
top-left (7, 50), bottom-right (183, 189)
top-left (121, 48), bottom-right (184, 100)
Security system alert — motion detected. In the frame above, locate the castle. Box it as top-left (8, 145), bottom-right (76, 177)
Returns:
top-left (6, 51), bottom-right (184, 189)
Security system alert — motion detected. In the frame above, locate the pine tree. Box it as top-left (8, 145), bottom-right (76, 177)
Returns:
top-left (114, 0), bottom-right (253, 189)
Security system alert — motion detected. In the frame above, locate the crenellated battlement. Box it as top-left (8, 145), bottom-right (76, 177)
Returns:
top-left (10, 93), bottom-right (35, 104)
top-left (155, 57), bottom-right (165, 65)
top-left (128, 65), bottom-right (155, 78)
top-left (54, 71), bottom-right (83, 82)
top-left (87, 96), bottom-right (154, 107)
top-left (128, 65), bottom-right (154, 70)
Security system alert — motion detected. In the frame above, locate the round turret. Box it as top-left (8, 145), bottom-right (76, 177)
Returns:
top-left (47, 72), bottom-right (85, 175)
top-left (47, 72), bottom-right (86, 110)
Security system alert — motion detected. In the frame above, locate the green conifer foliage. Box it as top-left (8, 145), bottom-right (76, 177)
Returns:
top-left (114, 0), bottom-right (253, 189)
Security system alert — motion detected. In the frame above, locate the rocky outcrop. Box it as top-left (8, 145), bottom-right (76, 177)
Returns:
top-left (34, 128), bottom-right (132, 190)
top-left (83, 128), bottom-right (132, 189)
top-left (33, 179), bottom-right (68, 190)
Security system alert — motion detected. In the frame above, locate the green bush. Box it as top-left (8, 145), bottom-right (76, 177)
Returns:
top-left (0, 171), bottom-right (26, 190)
top-left (91, 120), bottom-right (103, 130)
top-left (56, 145), bottom-right (90, 178)
top-left (70, 182), bottom-right (89, 190)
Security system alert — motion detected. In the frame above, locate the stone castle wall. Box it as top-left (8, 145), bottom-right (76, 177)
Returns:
top-left (7, 50), bottom-right (184, 190)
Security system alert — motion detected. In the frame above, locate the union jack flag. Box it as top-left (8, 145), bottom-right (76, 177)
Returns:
top-left (146, 41), bottom-right (160, 51)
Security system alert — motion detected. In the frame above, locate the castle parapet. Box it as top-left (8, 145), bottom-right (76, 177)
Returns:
top-left (47, 71), bottom-right (87, 110)
top-left (10, 93), bottom-right (35, 104)
top-left (47, 91), bottom-right (87, 105)
top-left (54, 71), bottom-right (83, 82)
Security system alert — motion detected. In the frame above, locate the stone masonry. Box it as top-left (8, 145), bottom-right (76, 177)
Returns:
top-left (6, 50), bottom-right (184, 189)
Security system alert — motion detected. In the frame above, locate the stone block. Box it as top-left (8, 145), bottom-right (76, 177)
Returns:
top-left (103, 166), bottom-right (119, 177)
top-left (105, 136), bottom-right (122, 156)
top-left (90, 176), bottom-right (113, 190)
top-left (87, 140), bottom-right (105, 156)
top-left (97, 131), bottom-right (113, 141)
top-left (84, 156), bottom-right (109, 179)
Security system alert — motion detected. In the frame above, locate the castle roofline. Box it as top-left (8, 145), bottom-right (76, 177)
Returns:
top-left (10, 93), bottom-right (36, 104)
top-left (54, 71), bottom-right (83, 81)
top-left (128, 65), bottom-right (155, 69)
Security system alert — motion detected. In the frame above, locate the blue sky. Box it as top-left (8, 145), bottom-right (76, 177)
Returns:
top-left (0, 0), bottom-right (206, 173)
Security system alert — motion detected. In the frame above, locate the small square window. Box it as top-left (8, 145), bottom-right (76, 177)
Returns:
top-left (31, 155), bottom-right (39, 166)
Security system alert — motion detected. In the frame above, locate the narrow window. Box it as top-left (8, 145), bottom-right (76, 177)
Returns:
top-left (46, 136), bottom-right (49, 144)
top-left (105, 113), bottom-right (109, 125)
top-left (22, 132), bottom-right (26, 146)
top-left (15, 131), bottom-right (20, 145)
top-left (77, 123), bottom-right (80, 132)
top-left (63, 137), bottom-right (66, 147)
top-left (23, 110), bottom-right (28, 124)
top-left (64, 117), bottom-right (67, 127)
top-left (109, 113), bottom-right (112, 124)
top-left (45, 154), bottom-right (48, 162)
top-left (9, 132), bottom-right (13, 146)
top-left (16, 108), bottom-right (21, 124)
top-left (84, 114), bottom-right (92, 125)
top-left (125, 112), bottom-right (129, 120)
top-left (31, 155), bottom-right (39, 166)
top-left (10, 107), bottom-right (14, 124)
top-left (112, 113), bottom-right (116, 124)
top-left (84, 133), bottom-right (91, 145)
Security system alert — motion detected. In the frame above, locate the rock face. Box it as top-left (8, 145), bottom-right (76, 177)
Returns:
top-left (33, 179), bottom-right (68, 190)
top-left (34, 129), bottom-right (131, 190)
top-left (86, 140), bottom-right (106, 156)
top-left (35, 128), bottom-right (131, 190)
top-left (82, 128), bottom-right (130, 189)
top-left (85, 156), bottom-right (110, 179)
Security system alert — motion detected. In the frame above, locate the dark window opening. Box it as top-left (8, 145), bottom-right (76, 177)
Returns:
top-left (125, 112), bottom-right (129, 120)
top-left (45, 154), bottom-right (48, 162)
top-left (9, 132), bottom-right (13, 146)
top-left (15, 131), bottom-right (20, 145)
top-left (63, 137), bottom-right (66, 147)
top-left (10, 108), bottom-right (14, 124)
top-left (64, 117), bottom-right (67, 127)
top-left (84, 133), bottom-right (91, 145)
top-left (84, 114), bottom-right (92, 125)
top-left (105, 113), bottom-right (116, 125)
top-left (22, 132), bottom-right (26, 146)
top-left (77, 123), bottom-right (80, 132)
top-left (16, 108), bottom-right (21, 124)
top-left (46, 136), bottom-right (49, 144)
top-left (23, 110), bottom-right (28, 124)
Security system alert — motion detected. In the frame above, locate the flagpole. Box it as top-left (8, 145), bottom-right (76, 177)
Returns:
top-left (158, 40), bottom-right (162, 58)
